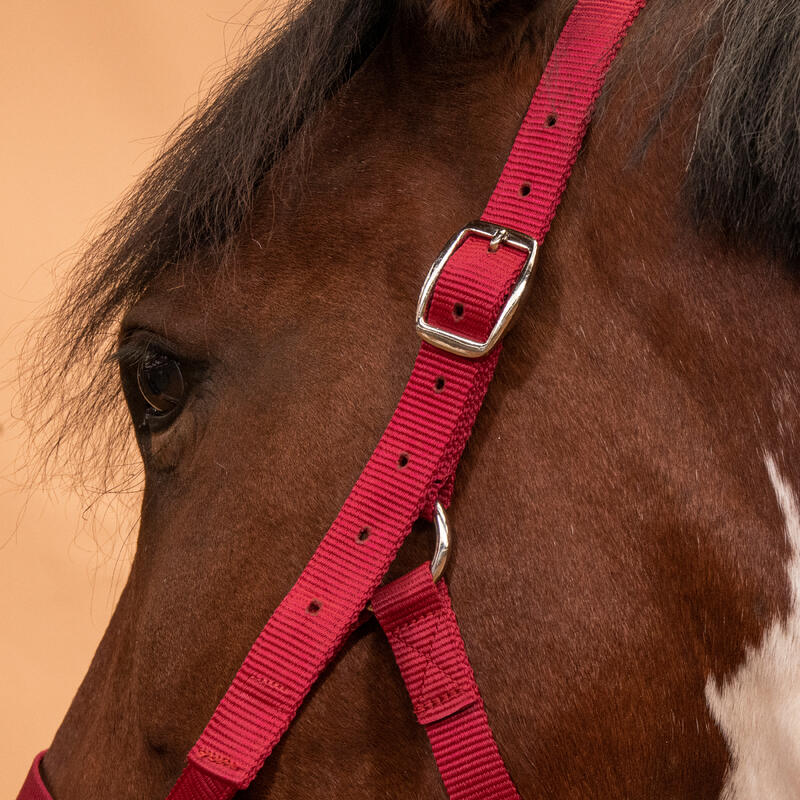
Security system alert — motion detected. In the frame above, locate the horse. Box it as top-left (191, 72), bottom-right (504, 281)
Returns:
top-left (19, 0), bottom-right (800, 796)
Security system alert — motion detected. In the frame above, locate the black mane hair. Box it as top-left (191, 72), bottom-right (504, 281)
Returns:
top-left (686, 0), bottom-right (800, 264)
top-left (21, 0), bottom-right (800, 496)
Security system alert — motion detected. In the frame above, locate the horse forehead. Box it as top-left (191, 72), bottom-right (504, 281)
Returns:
top-left (124, 4), bottom-right (568, 340)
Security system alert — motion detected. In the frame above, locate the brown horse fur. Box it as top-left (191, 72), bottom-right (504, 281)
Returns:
top-left (25, 0), bottom-right (800, 797)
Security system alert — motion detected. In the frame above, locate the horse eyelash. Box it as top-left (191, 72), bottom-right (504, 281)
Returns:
top-left (107, 337), bottom-right (178, 369)
top-left (108, 337), bottom-right (209, 386)
top-left (108, 341), bottom-right (146, 367)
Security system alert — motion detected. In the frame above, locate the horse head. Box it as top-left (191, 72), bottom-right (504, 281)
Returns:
top-left (25, 0), bottom-right (800, 797)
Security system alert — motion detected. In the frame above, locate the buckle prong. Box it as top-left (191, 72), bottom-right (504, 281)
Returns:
top-left (416, 221), bottom-right (539, 358)
top-left (488, 227), bottom-right (509, 252)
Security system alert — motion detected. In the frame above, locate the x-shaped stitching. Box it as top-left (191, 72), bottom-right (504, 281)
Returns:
top-left (388, 606), bottom-right (468, 709)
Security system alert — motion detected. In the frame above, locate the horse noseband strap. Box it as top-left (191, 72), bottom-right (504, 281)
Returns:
top-left (14, 2), bottom-right (646, 799)
top-left (372, 566), bottom-right (520, 799)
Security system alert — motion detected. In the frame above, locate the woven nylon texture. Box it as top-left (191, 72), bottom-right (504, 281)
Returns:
top-left (373, 566), bottom-right (520, 799)
top-left (16, 754), bottom-right (50, 800)
top-left (484, 0), bottom-right (645, 239)
top-left (15, 1), bottom-right (645, 798)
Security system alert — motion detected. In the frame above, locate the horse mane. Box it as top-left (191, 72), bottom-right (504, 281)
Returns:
top-left (20, 0), bottom-right (800, 499)
top-left (685, 0), bottom-right (800, 265)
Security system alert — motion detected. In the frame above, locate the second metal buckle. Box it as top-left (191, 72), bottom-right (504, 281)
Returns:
top-left (415, 220), bottom-right (539, 358)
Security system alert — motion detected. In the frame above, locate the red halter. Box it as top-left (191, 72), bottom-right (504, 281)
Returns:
top-left (17, 1), bottom-right (646, 798)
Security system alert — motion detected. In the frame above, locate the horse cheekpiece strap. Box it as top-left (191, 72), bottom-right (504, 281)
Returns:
top-left (16, 1), bottom-right (646, 798)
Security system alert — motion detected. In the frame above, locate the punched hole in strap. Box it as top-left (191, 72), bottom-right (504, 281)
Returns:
top-left (307, 600), bottom-right (322, 615)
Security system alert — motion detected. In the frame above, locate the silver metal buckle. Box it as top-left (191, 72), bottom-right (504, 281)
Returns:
top-left (416, 220), bottom-right (539, 358)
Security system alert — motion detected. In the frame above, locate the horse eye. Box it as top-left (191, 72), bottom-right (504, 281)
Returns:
top-left (136, 349), bottom-right (185, 415)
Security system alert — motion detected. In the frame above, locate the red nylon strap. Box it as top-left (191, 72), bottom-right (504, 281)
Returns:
top-left (17, 754), bottom-right (49, 800)
top-left (372, 566), bottom-right (520, 799)
top-left (16, 2), bottom-right (645, 799)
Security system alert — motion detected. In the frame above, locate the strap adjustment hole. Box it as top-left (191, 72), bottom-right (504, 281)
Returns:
top-left (357, 527), bottom-right (370, 542)
top-left (434, 376), bottom-right (446, 392)
top-left (546, 114), bottom-right (557, 127)
top-left (452, 302), bottom-right (465, 320)
top-left (307, 600), bottom-right (322, 615)
top-left (519, 183), bottom-right (531, 197)
top-left (397, 453), bottom-right (410, 469)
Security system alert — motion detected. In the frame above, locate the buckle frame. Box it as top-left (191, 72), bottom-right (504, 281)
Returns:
top-left (415, 220), bottom-right (539, 358)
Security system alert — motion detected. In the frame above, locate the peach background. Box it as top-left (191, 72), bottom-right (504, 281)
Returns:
top-left (0, 2), bottom-right (275, 793)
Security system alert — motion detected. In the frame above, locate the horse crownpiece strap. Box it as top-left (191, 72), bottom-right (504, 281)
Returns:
top-left (16, 1), bottom-right (646, 798)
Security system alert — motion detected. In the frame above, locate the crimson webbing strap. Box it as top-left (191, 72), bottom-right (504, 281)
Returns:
top-left (17, 753), bottom-right (49, 800)
top-left (372, 566), bottom-right (520, 799)
top-left (15, 2), bottom-right (645, 798)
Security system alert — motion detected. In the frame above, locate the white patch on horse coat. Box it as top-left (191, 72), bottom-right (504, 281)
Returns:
top-left (704, 454), bottom-right (800, 798)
